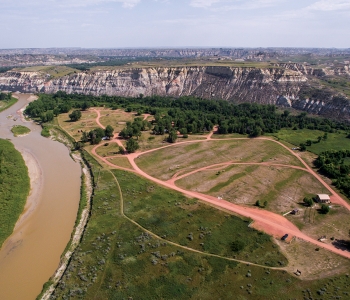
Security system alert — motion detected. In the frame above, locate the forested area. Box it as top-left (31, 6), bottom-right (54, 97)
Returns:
top-left (24, 91), bottom-right (350, 138)
top-left (315, 150), bottom-right (350, 199)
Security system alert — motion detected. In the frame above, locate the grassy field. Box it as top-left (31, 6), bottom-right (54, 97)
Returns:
top-left (106, 157), bottom-right (133, 170)
top-left (0, 139), bottom-right (30, 248)
top-left (18, 65), bottom-right (79, 78)
top-left (48, 163), bottom-right (350, 299)
top-left (120, 170), bottom-right (288, 267)
top-left (176, 165), bottom-right (327, 214)
top-left (98, 109), bottom-right (136, 131)
top-left (57, 110), bottom-right (98, 141)
top-left (271, 129), bottom-right (350, 155)
top-left (96, 142), bottom-right (120, 157)
top-left (11, 125), bottom-right (31, 137)
top-left (0, 97), bottom-right (18, 113)
top-left (89, 60), bottom-right (276, 71)
top-left (137, 139), bottom-right (304, 181)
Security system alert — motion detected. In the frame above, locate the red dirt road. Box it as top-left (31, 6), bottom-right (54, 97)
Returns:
top-left (91, 111), bottom-right (350, 260)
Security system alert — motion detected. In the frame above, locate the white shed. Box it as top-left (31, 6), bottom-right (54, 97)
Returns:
top-left (316, 194), bottom-right (330, 203)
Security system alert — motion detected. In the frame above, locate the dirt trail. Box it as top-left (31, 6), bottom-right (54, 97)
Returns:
top-left (92, 110), bottom-right (350, 260)
top-left (167, 161), bottom-right (309, 184)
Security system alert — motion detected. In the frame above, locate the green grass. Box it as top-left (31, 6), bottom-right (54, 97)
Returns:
top-left (0, 139), bottom-right (30, 248)
top-left (18, 65), bottom-right (80, 78)
top-left (119, 170), bottom-right (287, 267)
top-left (47, 161), bottom-right (350, 299)
top-left (41, 126), bottom-right (50, 137)
top-left (271, 129), bottom-right (350, 154)
top-left (11, 125), bottom-right (31, 137)
top-left (0, 97), bottom-right (18, 113)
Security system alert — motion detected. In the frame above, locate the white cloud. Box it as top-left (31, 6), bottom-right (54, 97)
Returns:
top-left (306, 0), bottom-right (350, 11)
top-left (190, 0), bottom-right (282, 10)
top-left (0, 0), bottom-right (141, 8)
top-left (190, 0), bottom-right (221, 8)
top-left (59, 0), bottom-right (141, 8)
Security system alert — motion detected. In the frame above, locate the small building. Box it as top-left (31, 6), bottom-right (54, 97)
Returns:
top-left (291, 208), bottom-right (299, 215)
top-left (316, 194), bottom-right (331, 203)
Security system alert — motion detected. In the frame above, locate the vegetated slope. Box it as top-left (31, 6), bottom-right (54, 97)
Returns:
top-left (1, 65), bottom-right (350, 121)
top-left (0, 139), bottom-right (30, 248)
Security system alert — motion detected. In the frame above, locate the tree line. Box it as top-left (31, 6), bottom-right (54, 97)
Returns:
top-left (25, 92), bottom-right (350, 139)
top-left (315, 150), bottom-right (350, 199)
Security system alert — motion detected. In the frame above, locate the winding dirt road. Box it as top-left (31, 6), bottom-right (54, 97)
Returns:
top-left (91, 110), bottom-right (350, 260)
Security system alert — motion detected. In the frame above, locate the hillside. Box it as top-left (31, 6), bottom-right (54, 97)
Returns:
top-left (1, 64), bottom-right (350, 121)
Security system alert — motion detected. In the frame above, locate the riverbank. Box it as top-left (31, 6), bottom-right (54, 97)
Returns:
top-left (39, 151), bottom-right (93, 300)
top-left (0, 97), bottom-right (17, 113)
top-left (0, 93), bottom-right (82, 300)
top-left (0, 139), bottom-right (31, 250)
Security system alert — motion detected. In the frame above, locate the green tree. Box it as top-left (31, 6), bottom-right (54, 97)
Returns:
top-left (81, 101), bottom-right (91, 111)
top-left (299, 143), bottom-right (306, 151)
top-left (167, 130), bottom-right (178, 143)
top-left (320, 204), bottom-right (330, 214)
top-left (74, 142), bottom-right (83, 150)
top-left (53, 107), bottom-right (60, 117)
top-left (250, 126), bottom-right (262, 137)
top-left (118, 146), bottom-right (125, 154)
top-left (69, 110), bottom-right (82, 122)
top-left (323, 132), bottom-right (328, 140)
top-left (306, 139), bottom-right (312, 146)
top-left (105, 125), bottom-right (114, 139)
top-left (255, 200), bottom-right (261, 207)
top-left (126, 138), bottom-right (139, 153)
top-left (81, 131), bottom-right (89, 143)
top-left (303, 197), bottom-right (313, 207)
top-left (89, 128), bottom-right (105, 145)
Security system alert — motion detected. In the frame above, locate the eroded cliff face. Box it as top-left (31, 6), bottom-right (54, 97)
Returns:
top-left (0, 66), bottom-right (306, 103)
top-left (0, 66), bottom-right (349, 121)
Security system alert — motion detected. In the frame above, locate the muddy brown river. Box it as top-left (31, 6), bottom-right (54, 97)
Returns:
top-left (0, 94), bottom-right (81, 300)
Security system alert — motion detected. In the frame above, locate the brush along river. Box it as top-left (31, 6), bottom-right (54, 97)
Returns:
top-left (0, 93), bottom-right (81, 300)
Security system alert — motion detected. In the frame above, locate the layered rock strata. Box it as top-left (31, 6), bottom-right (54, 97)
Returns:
top-left (1, 66), bottom-right (349, 121)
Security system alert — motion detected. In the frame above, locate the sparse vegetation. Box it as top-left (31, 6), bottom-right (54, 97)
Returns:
top-left (11, 125), bottom-right (30, 136)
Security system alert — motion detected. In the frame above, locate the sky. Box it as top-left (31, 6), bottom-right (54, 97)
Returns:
top-left (0, 0), bottom-right (349, 49)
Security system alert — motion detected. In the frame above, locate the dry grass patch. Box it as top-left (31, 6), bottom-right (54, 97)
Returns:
top-left (136, 132), bottom-right (206, 152)
top-left (57, 110), bottom-right (98, 141)
top-left (106, 157), bottom-right (133, 169)
top-left (137, 139), bottom-right (304, 181)
top-left (275, 238), bottom-right (350, 280)
top-left (95, 141), bottom-right (120, 157)
top-left (176, 165), bottom-right (327, 215)
top-left (297, 205), bottom-right (350, 245)
top-left (98, 109), bottom-right (136, 131)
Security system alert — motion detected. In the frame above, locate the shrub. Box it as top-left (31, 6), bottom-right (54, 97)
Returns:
top-left (320, 204), bottom-right (330, 214)
top-left (231, 240), bottom-right (246, 252)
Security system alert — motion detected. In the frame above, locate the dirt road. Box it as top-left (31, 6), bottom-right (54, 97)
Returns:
top-left (91, 112), bottom-right (350, 260)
